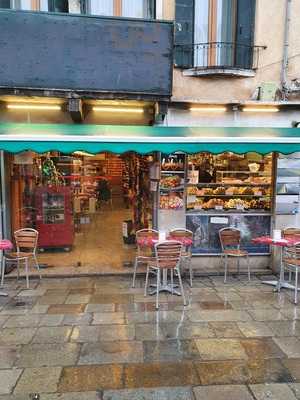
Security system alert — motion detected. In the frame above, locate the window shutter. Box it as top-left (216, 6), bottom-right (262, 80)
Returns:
top-left (235, 0), bottom-right (256, 69)
top-left (0, 0), bottom-right (11, 7)
top-left (174, 0), bottom-right (194, 68)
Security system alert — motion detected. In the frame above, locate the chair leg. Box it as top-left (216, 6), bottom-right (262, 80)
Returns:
top-left (170, 268), bottom-right (174, 295)
top-left (156, 270), bottom-right (160, 310)
top-left (294, 268), bottom-right (298, 305)
top-left (177, 267), bottom-right (187, 306)
top-left (33, 255), bottom-right (42, 280)
top-left (224, 255), bottom-right (228, 283)
top-left (16, 259), bottom-right (20, 281)
top-left (1, 256), bottom-right (5, 287)
top-left (132, 258), bottom-right (138, 288)
top-left (247, 255), bottom-right (251, 281)
top-left (278, 262), bottom-right (285, 293)
top-left (237, 257), bottom-right (240, 275)
top-left (25, 258), bottom-right (29, 289)
top-left (189, 256), bottom-right (193, 287)
top-left (144, 265), bottom-right (150, 297)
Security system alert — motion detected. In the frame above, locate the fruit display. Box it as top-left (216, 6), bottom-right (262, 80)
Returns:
top-left (160, 175), bottom-right (182, 189)
top-left (159, 193), bottom-right (184, 210)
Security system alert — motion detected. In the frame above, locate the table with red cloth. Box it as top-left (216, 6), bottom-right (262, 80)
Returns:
top-left (0, 239), bottom-right (13, 297)
top-left (136, 236), bottom-right (193, 248)
top-left (252, 235), bottom-right (300, 291)
top-left (136, 236), bottom-right (193, 295)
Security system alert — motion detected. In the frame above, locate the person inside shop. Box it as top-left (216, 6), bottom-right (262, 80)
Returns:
top-left (198, 161), bottom-right (214, 183)
top-left (96, 176), bottom-right (112, 208)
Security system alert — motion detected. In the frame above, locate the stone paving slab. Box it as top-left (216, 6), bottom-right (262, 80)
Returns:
top-left (58, 364), bottom-right (124, 392)
top-left (16, 343), bottom-right (80, 368)
top-left (0, 328), bottom-right (37, 345)
top-left (249, 383), bottom-right (298, 400)
top-left (103, 386), bottom-right (194, 400)
top-left (124, 362), bottom-right (200, 388)
top-left (193, 384), bottom-right (254, 400)
top-left (0, 369), bottom-right (22, 395)
top-left (0, 346), bottom-right (20, 369)
top-left (143, 339), bottom-right (200, 362)
top-left (273, 337), bottom-right (300, 358)
top-left (14, 367), bottom-right (62, 394)
top-left (79, 341), bottom-right (144, 365)
top-left (31, 326), bottom-right (72, 344)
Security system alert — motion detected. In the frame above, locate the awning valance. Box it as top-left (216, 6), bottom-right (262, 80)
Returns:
top-left (0, 123), bottom-right (300, 154)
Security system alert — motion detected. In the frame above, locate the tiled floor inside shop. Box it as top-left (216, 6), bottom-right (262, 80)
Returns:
top-left (1, 274), bottom-right (300, 399)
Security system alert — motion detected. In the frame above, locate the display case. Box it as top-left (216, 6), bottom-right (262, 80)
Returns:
top-left (35, 186), bottom-right (74, 251)
top-left (158, 153), bottom-right (186, 231)
top-left (185, 153), bottom-right (274, 255)
top-left (187, 170), bottom-right (272, 213)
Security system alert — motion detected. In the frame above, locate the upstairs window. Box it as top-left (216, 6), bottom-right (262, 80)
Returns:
top-left (0, 0), bottom-right (66, 11)
top-left (175, 0), bottom-right (256, 70)
top-left (86, 0), bottom-right (155, 19)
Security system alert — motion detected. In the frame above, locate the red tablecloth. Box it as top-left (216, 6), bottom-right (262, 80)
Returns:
top-left (137, 236), bottom-right (193, 247)
top-left (252, 236), bottom-right (300, 247)
top-left (0, 240), bottom-right (13, 250)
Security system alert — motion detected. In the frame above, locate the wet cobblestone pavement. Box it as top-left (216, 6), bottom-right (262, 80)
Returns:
top-left (1, 274), bottom-right (300, 399)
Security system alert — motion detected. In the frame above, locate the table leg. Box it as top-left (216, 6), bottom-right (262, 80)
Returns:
top-left (262, 246), bottom-right (300, 292)
top-left (150, 269), bottom-right (182, 296)
top-left (0, 249), bottom-right (8, 297)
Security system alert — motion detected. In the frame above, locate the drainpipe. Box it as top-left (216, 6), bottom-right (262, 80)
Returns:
top-left (281, 0), bottom-right (292, 99)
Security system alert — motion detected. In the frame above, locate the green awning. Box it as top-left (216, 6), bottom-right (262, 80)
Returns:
top-left (0, 123), bottom-right (300, 154)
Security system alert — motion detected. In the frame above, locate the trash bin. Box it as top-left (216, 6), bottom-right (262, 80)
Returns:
top-left (122, 220), bottom-right (136, 244)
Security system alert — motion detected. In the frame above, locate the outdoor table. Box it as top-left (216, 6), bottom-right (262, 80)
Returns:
top-left (136, 236), bottom-right (193, 295)
top-left (252, 235), bottom-right (300, 291)
top-left (0, 239), bottom-right (13, 297)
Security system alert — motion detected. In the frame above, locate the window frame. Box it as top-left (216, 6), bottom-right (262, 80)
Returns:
top-left (82, 0), bottom-right (156, 19)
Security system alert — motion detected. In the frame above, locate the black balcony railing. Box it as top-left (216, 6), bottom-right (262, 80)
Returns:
top-left (174, 42), bottom-right (267, 71)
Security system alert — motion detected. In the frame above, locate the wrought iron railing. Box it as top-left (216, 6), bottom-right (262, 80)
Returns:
top-left (174, 42), bottom-right (267, 70)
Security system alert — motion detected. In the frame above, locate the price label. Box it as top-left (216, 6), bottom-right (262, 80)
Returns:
top-left (215, 205), bottom-right (223, 210)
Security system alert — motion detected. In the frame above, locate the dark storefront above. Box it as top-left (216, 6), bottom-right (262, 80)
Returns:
top-left (0, 10), bottom-right (173, 100)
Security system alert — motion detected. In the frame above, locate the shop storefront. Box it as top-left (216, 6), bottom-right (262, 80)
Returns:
top-left (1, 123), bottom-right (300, 275)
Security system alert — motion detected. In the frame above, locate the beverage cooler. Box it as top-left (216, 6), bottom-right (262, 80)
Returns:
top-left (35, 186), bottom-right (74, 251)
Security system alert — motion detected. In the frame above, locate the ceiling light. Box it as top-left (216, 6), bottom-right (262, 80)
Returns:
top-left (92, 106), bottom-right (144, 113)
top-left (242, 107), bottom-right (279, 113)
top-left (7, 104), bottom-right (61, 110)
top-left (73, 151), bottom-right (94, 157)
top-left (190, 106), bottom-right (227, 112)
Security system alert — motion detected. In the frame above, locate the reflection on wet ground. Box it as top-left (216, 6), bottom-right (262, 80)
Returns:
top-left (1, 274), bottom-right (300, 399)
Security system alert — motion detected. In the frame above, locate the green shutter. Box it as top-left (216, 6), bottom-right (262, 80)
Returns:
top-left (235, 0), bottom-right (256, 69)
top-left (174, 0), bottom-right (194, 68)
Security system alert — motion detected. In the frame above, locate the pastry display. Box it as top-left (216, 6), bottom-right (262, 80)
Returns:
top-left (160, 175), bottom-right (181, 189)
top-left (159, 193), bottom-right (184, 210)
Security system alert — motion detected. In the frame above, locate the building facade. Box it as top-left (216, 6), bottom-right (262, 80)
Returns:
top-left (0, 1), bottom-right (300, 276)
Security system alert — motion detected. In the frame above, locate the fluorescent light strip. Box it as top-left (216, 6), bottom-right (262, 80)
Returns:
top-left (242, 107), bottom-right (279, 113)
top-left (190, 106), bottom-right (227, 112)
top-left (7, 104), bottom-right (61, 110)
top-left (92, 106), bottom-right (144, 113)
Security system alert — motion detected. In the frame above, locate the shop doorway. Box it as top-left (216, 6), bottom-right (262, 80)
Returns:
top-left (7, 151), bottom-right (154, 275)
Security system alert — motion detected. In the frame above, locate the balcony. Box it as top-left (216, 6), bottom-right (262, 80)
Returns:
top-left (174, 42), bottom-right (267, 78)
top-left (0, 10), bottom-right (173, 101)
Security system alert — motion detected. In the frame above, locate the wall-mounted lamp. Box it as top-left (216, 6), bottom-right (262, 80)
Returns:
top-left (189, 106), bottom-right (227, 112)
top-left (6, 104), bottom-right (61, 111)
top-left (242, 107), bottom-right (279, 113)
top-left (92, 106), bottom-right (144, 113)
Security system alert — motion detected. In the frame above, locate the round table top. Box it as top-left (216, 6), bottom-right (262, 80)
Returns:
top-left (252, 235), bottom-right (300, 247)
top-left (137, 236), bottom-right (193, 247)
top-left (0, 240), bottom-right (13, 250)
